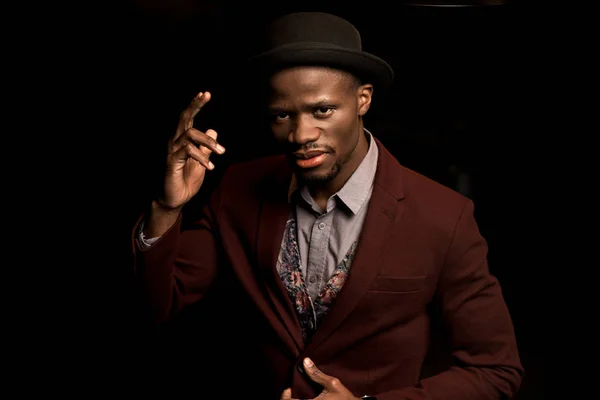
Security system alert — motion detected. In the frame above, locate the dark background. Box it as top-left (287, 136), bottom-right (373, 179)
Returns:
top-left (70, 0), bottom-right (541, 398)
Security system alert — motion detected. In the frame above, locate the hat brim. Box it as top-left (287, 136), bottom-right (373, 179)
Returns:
top-left (247, 42), bottom-right (394, 90)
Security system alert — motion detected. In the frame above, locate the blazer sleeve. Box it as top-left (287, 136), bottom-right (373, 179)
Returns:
top-left (377, 199), bottom-right (524, 400)
top-left (132, 182), bottom-right (224, 325)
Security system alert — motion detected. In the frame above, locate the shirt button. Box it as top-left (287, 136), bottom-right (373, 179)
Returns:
top-left (309, 276), bottom-right (316, 283)
top-left (318, 222), bottom-right (325, 230)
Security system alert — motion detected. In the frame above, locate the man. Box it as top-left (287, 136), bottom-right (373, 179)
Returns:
top-left (133, 11), bottom-right (523, 400)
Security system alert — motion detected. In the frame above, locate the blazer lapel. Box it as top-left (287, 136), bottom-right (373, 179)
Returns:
top-left (304, 140), bottom-right (407, 354)
top-left (256, 162), bottom-right (305, 353)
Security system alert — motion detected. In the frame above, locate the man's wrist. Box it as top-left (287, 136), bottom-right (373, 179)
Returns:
top-left (151, 199), bottom-right (183, 215)
top-left (144, 200), bottom-right (182, 238)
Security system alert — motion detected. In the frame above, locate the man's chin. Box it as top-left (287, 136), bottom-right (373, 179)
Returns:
top-left (294, 167), bottom-right (336, 185)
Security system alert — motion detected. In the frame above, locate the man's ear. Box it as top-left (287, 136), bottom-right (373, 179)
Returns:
top-left (357, 84), bottom-right (373, 116)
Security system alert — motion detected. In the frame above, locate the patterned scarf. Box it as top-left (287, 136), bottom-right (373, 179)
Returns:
top-left (277, 216), bottom-right (359, 341)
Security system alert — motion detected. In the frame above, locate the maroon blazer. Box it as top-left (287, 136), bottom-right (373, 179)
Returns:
top-left (133, 138), bottom-right (523, 399)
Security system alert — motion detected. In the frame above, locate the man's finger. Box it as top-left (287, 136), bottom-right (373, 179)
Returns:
top-left (302, 358), bottom-right (340, 391)
top-left (200, 129), bottom-right (219, 156)
top-left (169, 142), bottom-right (214, 170)
top-left (174, 91), bottom-right (212, 140)
top-left (170, 127), bottom-right (225, 155)
top-left (280, 388), bottom-right (293, 400)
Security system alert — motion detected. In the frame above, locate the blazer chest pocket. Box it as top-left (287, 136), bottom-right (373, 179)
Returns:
top-left (369, 276), bottom-right (427, 293)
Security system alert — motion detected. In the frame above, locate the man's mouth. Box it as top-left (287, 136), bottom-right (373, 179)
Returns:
top-left (295, 150), bottom-right (327, 159)
top-left (294, 151), bottom-right (329, 169)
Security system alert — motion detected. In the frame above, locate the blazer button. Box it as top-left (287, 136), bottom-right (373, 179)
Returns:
top-left (296, 361), bottom-right (306, 375)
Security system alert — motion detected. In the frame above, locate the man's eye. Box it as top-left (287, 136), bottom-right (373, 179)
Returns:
top-left (315, 107), bottom-right (332, 116)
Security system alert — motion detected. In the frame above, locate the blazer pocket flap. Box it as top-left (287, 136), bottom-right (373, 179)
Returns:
top-left (370, 276), bottom-right (426, 293)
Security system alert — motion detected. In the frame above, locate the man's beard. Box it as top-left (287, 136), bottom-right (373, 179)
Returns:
top-left (296, 159), bottom-right (343, 186)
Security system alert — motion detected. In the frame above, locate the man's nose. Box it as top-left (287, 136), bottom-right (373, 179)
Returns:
top-left (289, 115), bottom-right (320, 145)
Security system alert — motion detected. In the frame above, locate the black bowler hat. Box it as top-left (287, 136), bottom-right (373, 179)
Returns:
top-left (247, 12), bottom-right (394, 89)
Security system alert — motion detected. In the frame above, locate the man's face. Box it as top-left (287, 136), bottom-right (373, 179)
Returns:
top-left (267, 66), bottom-right (372, 186)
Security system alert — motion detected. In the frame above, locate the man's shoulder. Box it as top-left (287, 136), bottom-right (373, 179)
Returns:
top-left (375, 143), bottom-right (471, 231)
top-left (401, 165), bottom-right (467, 205)
top-left (376, 151), bottom-right (474, 232)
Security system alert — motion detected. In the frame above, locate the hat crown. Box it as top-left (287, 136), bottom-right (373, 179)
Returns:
top-left (248, 12), bottom-right (393, 89)
top-left (265, 12), bottom-right (362, 51)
